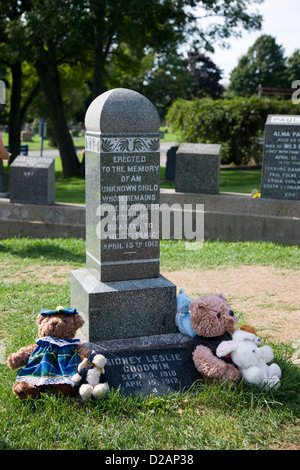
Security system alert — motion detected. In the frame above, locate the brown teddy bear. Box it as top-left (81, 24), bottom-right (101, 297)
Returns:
top-left (190, 293), bottom-right (241, 385)
top-left (7, 307), bottom-right (90, 399)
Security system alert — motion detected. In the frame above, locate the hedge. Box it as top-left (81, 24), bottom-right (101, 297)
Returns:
top-left (167, 97), bottom-right (300, 165)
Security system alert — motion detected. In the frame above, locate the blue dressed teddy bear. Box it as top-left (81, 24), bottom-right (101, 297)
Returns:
top-left (175, 288), bottom-right (196, 337)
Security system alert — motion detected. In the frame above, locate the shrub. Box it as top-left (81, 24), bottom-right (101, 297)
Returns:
top-left (167, 97), bottom-right (300, 165)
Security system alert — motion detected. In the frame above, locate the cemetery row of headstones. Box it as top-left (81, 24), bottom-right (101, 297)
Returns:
top-left (2, 101), bottom-right (299, 202)
top-left (165, 114), bottom-right (300, 201)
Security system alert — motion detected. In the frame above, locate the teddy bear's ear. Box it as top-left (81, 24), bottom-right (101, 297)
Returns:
top-left (190, 299), bottom-right (206, 314)
top-left (74, 314), bottom-right (85, 329)
top-left (191, 298), bottom-right (206, 309)
top-left (36, 314), bottom-right (44, 325)
top-left (217, 293), bottom-right (227, 302)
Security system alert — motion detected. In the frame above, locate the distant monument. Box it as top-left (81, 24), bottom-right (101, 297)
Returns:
top-left (175, 143), bottom-right (221, 194)
top-left (71, 88), bottom-right (177, 343)
top-left (10, 156), bottom-right (55, 205)
top-left (261, 115), bottom-right (300, 200)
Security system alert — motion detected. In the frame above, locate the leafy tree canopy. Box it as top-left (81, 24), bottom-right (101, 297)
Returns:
top-left (228, 34), bottom-right (288, 96)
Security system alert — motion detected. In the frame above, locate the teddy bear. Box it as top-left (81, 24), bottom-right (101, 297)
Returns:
top-left (190, 293), bottom-right (241, 385)
top-left (216, 329), bottom-right (282, 390)
top-left (6, 306), bottom-right (90, 399)
top-left (175, 288), bottom-right (196, 338)
top-left (72, 350), bottom-right (109, 401)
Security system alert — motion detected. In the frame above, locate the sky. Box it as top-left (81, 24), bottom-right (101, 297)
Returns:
top-left (207, 0), bottom-right (300, 86)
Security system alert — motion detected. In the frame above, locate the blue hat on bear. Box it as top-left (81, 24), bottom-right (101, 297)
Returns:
top-left (40, 306), bottom-right (79, 317)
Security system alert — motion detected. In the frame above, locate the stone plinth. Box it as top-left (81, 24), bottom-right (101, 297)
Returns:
top-left (71, 270), bottom-right (176, 342)
top-left (175, 143), bottom-right (221, 194)
top-left (10, 156), bottom-right (55, 205)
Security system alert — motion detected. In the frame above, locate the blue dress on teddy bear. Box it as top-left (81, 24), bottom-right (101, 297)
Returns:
top-left (175, 288), bottom-right (196, 338)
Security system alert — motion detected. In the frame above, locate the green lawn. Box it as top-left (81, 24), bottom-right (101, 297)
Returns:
top-left (0, 238), bottom-right (299, 450)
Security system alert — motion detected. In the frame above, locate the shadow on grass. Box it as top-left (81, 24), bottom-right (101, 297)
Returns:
top-left (0, 238), bottom-right (86, 265)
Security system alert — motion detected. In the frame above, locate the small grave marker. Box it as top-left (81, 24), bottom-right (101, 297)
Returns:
top-left (175, 143), bottom-right (221, 194)
top-left (10, 156), bottom-right (55, 205)
top-left (101, 347), bottom-right (201, 396)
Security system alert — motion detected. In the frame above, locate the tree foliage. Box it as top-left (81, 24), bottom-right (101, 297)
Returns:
top-left (0, 0), bottom-right (264, 176)
top-left (187, 50), bottom-right (224, 98)
top-left (167, 96), bottom-right (300, 165)
top-left (228, 35), bottom-right (289, 96)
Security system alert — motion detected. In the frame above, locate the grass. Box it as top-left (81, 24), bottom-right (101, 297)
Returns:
top-left (0, 238), bottom-right (299, 450)
top-left (54, 167), bottom-right (262, 205)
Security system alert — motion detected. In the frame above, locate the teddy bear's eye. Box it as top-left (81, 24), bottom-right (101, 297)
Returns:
top-left (217, 313), bottom-right (221, 319)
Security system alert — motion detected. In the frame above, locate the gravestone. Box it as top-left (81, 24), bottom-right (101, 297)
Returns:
top-left (175, 143), bottom-right (221, 194)
top-left (71, 88), bottom-right (177, 342)
top-left (165, 145), bottom-right (179, 181)
top-left (10, 156), bottom-right (55, 205)
top-left (98, 347), bottom-right (201, 397)
top-left (0, 160), bottom-right (9, 193)
top-left (261, 115), bottom-right (300, 200)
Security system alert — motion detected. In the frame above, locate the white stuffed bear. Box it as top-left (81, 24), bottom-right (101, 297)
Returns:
top-left (72, 350), bottom-right (109, 400)
top-left (216, 329), bottom-right (282, 390)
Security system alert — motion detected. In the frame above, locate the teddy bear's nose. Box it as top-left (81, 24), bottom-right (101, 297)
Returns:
top-left (228, 310), bottom-right (234, 316)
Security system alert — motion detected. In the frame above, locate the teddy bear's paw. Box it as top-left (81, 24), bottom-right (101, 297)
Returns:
top-left (79, 384), bottom-right (94, 400)
top-left (71, 373), bottom-right (82, 384)
top-left (225, 365), bottom-right (241, 383)
top-left (269, 362), bottom-right (282, 379)
top-left (262, 375), bottom-right (280, 390)
top-left (92, 382), bottom-right (109, 398)
top-left (12, 381), bottom-right (43, 400)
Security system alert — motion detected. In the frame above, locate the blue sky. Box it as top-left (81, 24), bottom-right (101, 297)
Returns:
top-left (209, 0), bottom-right (300, 85)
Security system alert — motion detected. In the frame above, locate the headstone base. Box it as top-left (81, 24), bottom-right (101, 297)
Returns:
top-left (71, 269), bottom-right (177, 342)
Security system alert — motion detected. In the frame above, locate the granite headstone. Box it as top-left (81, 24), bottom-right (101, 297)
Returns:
top-left (165, 146), bottom-right (179, 181)
top-left (0, 160), bottom-right (9, 193)
top-left (175, 143), bottom-right (221, 194)
top-left (100, 347), bottom-right (201, 397)
top-left (261, 115), bottom-right (300, 200)
top-left (10, 156), bottom-right (55, 205)
top-left (71, 88), bottom-right (177, 342)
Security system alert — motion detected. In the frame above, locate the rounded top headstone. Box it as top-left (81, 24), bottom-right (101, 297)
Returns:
top-left (85, 88), bottom-right (160, 134)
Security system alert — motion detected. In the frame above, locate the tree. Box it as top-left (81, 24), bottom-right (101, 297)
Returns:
top-left (0, 1), bottom-right (31, 160)
top-left (228, 34), bottom-right (287, 96)
top-left (286, 50), bottom-right (300, 85)
top-left (23, 0), bottom-right (86, 177)
top-left (1, 0), bottom-right (263, 176)
top-left (84, 0), bottom-right (263, 99)
top-left (187, 50), bottom-right (224, 98)
top-left (141, 52), bottom-right (194, 117)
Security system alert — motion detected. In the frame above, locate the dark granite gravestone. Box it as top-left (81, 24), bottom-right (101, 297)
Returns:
top-left (175, 143), bottom-right (221, 194)
top-left (261, 115), bottom-right (300, 200)
top-left (71, 88), bottom-right (177, 342)
top-left (10, 156), bottom-right (55, 205)
top-left (98, 347), bottom-right (201, 397)
top-left (0, 160), bottom-right (9, 194)
top-left (165, 146), bottom-right (179, 181)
